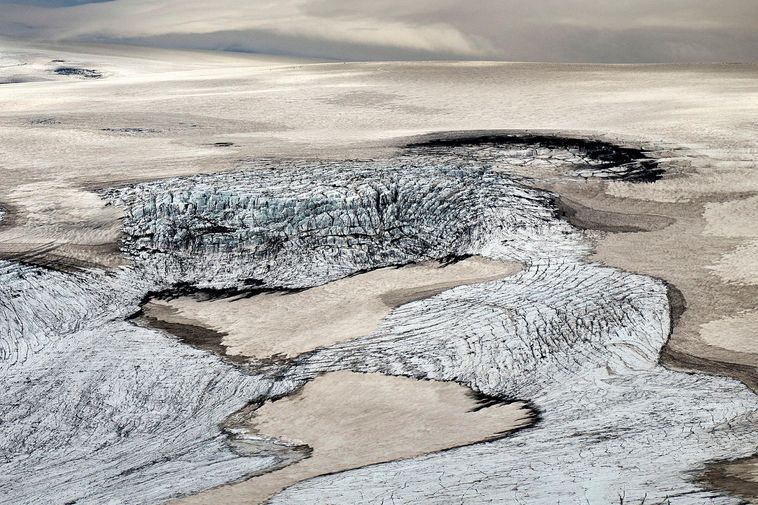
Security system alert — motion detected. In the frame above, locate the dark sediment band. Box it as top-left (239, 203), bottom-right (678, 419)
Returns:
top-left (405, 131), bottom-right (664, 182)
top-left (555, 196), bottom-right (676, 233)
top-left (701, 455), bottom-right (758, 503)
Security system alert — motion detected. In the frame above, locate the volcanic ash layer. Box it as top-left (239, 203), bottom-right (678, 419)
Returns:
top-left (0, 137), bottom-right (755, 505)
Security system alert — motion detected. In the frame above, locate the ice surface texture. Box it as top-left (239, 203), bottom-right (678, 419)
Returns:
top-left (1, 137), bottom-right (755, 504)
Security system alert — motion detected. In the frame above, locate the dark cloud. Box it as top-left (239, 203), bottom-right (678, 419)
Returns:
top-left (1, 0), bottom-right (757, 62)
top-left (97, 30), bottom-right (475, 61)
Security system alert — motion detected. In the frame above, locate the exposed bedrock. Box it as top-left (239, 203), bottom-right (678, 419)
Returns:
top-left (0, 135), bottom-right (755, 505)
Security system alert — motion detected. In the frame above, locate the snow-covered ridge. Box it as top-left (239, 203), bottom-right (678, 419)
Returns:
top-left (1, 135), bottom-right (755, 504)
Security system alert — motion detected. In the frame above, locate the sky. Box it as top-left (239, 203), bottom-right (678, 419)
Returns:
top-left (1, 0), bottom-right (757, 62)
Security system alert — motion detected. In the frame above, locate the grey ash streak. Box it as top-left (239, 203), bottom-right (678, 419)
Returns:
top-left (0, 135), bottom-right (755, 504)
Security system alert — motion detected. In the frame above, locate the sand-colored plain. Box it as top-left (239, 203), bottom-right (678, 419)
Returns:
top-left (708, 241), bottom-right (758, 286)
top-left (0, 181), bottom-right (124, 269)
top-left (700, 313), bottom-right (758, 355)
top-left (173, 371), bottom-right (531, 505)
top-left (145, 256), bottom-right (520, 360)
top-left (703, 195), bottom-right (758, 239)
